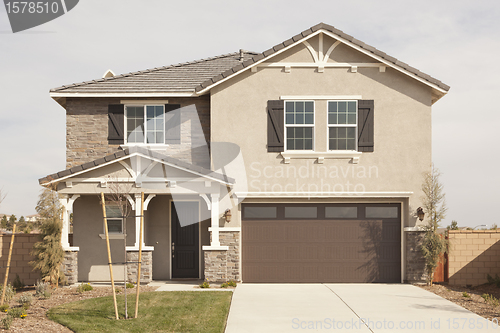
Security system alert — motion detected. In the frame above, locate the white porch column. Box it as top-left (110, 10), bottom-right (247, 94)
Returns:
top-left (211, 194), bottom-right (220, 247)
top-left (59, 194), bottom-right (80, 251)
top-left (134, 193), bottom-right (142, 248)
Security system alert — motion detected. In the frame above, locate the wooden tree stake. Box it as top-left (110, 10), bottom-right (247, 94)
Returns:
top-left (1, 223), bottom-right (16, 306)
top-left (134, 192), bottom-right (144, 318)
top-left (101, 192), bottom-right (119, 320)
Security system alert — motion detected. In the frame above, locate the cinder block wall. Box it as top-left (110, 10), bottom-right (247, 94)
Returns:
top-left (0, 233), bottom-right (41, 285)
top-left (448, 230), bottom-right (500, 286)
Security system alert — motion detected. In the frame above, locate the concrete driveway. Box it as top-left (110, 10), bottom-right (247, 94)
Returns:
top-left (225, 284), bottom-right (499, 332)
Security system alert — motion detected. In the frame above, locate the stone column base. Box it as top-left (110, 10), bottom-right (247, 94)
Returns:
top-left (405, 230), bottom-right (426, 283)
top-left (204, 230), bottom-right (240, 283)
top-left (61, 251), bottom-right (78, 284)
top-left (126, 251), bottom-right (152, 284)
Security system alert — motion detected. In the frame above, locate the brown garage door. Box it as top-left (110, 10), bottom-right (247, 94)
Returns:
top-left (242, 203), bottom-right (401, 283)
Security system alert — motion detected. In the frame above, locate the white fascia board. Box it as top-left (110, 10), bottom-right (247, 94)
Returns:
top-left (196, 28), bottom-right (447, 96)
top-left (281, 95), bottom-right (362, 100)
top-left (319, 30), bottom-right (449, 94)
top-left (195, 30), bottom-right (325, 95)
top-left (49, 92), bottom-right (197, 98)
top-left (44, 151), bottom-right (233, 186)
top-left (235, 192), bottom-right (413, 198)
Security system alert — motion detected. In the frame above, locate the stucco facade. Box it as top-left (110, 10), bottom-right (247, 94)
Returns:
top-left (41, 24), bottom-right (448, 284)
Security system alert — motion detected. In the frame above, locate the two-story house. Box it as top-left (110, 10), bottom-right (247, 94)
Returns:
top-left (40, 23), bottom-right (449, 284)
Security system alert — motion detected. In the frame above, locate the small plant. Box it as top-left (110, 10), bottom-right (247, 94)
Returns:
top-left (0, 284), bottom-right (16, 303)
top-left (482, 294), bottom-right (499, 307)
top-left (35, 280), bottom-right (51, 299)
top-left (486, 274), bottom-right (500, 288)
top-left (8, 307), bottom-right (26, 318)
top-left (199, 281), bottom-right (210, 289)
top-left (227, 280), bottom-right (237, 287)
top-left (77, 283), bottom-right (93, 293)
top-left (115, 287), bottom-right (122, 293)
top-left (17, 294), bottom-right (33, 309)
top-left (2, 316), bottom-right (12, 330)
top-left (0, 304), bottom-right (9, 312)
top-left (12, 274), bottom-right (25, 291)
top-left (220, 283), bottom-right (228, 288)
top-left (462, 292), bottom-right (470, 298)
top-left (126, 282), bottom-right (135, 289)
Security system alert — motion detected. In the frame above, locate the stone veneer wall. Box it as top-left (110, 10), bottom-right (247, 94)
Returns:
top-left (405, 230), bottom-right (426, 283)
top-left (65, 96), bottom-right (211, 169)
top-left (448, 230), bottom-right (500, 286)
top-left (61, 251), bottom-right (78, 284)
top-left (126, 251), bottom-right (152, 284)
top-left (204, 231), bottom-right (240, 283)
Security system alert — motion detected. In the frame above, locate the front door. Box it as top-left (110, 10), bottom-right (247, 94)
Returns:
top-left (171, 201), bottom-right (199, 278)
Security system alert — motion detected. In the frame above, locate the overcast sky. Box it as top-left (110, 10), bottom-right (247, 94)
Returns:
top-left (0, 0), bottom-right (498, 228)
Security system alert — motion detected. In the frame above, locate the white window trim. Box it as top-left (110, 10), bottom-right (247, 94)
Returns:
top-left (327, 100), bottom-right (358, 152)
top-left (124, 104), bottom-right (166, 145)
top-left (284, 100), bottom-right (315, 152)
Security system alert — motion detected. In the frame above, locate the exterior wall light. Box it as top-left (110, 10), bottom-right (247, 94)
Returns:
top-left (223, 209), bottom-right (232, 223)
top-left (417, 207), bottom-right (425, 221)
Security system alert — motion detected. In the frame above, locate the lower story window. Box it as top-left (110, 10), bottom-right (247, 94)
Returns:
top-left (105, 206), bottom-right (123, 234)
top-left (329, 127), bottom-right (356, 150)
top-left (286, 127), bottom-right (313, 150)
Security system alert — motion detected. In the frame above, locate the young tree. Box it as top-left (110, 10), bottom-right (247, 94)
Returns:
top-left (30, 186), bottom-right (66, 286)
top-left (0, 215), bottom-right (7, 229)
top-left (7, 215), bottom-right (17, 231)
top-left (420, 165), bottom-right (448, 286)
top-left (446, 220), bottom-right (459, 231)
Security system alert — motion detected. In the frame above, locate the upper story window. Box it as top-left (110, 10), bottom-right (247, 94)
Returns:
top-left (285, 101), bottom-right (314, 150)
top-left (328, 101), bottom-right (357, 151)
top-left (125, 105), bottom-right (165, 144)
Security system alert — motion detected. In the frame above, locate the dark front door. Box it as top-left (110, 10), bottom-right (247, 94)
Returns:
top-left (171, 201), bottom-right (199, 278)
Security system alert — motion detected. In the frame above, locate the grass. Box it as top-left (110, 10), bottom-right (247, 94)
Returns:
top-left (48, 291), bottom-right (232, 333)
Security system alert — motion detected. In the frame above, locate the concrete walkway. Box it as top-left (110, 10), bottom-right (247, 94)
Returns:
top-left (225, 284), bottom-right (499, 332)
top-left (151, 280), bottom-right (233, 292)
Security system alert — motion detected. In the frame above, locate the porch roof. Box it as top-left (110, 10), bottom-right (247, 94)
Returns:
top-left (38, 147), bottom-right (235, 186)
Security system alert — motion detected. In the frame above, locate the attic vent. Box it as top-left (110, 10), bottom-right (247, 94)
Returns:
top-left (102, 69), bottom-right (115, 79)
top-left (239, 49), bottom-right (245, 62)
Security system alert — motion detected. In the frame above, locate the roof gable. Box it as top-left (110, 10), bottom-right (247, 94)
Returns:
top-left (195, 23), bottom-right (449, 103)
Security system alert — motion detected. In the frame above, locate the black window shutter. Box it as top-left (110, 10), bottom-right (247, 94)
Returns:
top-left (267, 100), bottom-right (285, 152)
top-left (357, 100), bottom-right (374, 152)
top-left (108, 104), bottom-right (124, 145)
top-left (165, 104), bottom-right (181, 144)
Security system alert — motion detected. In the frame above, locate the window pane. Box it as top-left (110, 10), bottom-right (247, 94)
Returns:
top-left (338, 114), bottom-right (346, 124)
top-left (347, 101), bottom-right (357, 112)
top-left (126, 106), bottom-right (144, 143)
top-left (107, 219), bottom-right (122, 233)
top-left (338, 127), bottom-right (346, 138)
top-left (328, 114), bottom-right (337, 125)
top-left (338, 140), bottom-right (346, 150)
top-left (286, 114), bottom-right (294, 124)
top-left (338, 101), bottom-right (347, 112)
top-left (366, 207), bottom-right (399, 218)
top-left (244, 207), bottom-right (277, 219)
top-left (106, 206), bottom-right (121, 218)
top-left (285, 207), bottom-right (317, 218)
top-left (329, 138), bottom-right (337, 150)
top-left (296, 139), bottom-right (304, 149)
top-left (305, 102), bottom-right (314, 112)
top-left (325, 207), bottom-right (358, 218)
top-left (328, 101), bottom-right (337, 113)
top-left (348, 114), bottom-right (356, 124)
top-left (296, 102), bottom-right (304, 112)
top-left (287, 139), bottom-right (294, 150)
top-left (347, 138), bottom-right (355, 150)
top-left (285, 101), bottom-right (294, 112)
top-left (305, 113), bottom-right (314, 124)
top-left (304, 127), bottom-right (313, 138)
top-left (296, 127), bottom-right (304, 138)
top-left (295, 113), bottom-right (304, 124)
top-left (347, 127), bottom-right (355, 138)
top-left (305, 139), bottom-right (313, 150)
top-left (145, 105), bottom-right (165, 144)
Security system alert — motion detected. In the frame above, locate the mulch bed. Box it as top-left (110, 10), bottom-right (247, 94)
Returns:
top-left (420, 283), bottom-right (500, 321)
top-left (0, 285), bottom-right (158, 332)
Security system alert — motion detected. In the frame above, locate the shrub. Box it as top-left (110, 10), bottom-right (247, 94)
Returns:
top-left (12, 274), bottom-right (25, 291)
top-left (227, 280), bottom-right (237, 287)
top-left (482, 294), bottom-right (499, 307)
top-left (8, 307), bottom-right (26, 318)
top-left (2, 316), bottom-right (12, 330)
top-left (77, 283), bottom-right (93, 293)
top-left (35, 280), bottom-right (51, 299)
top-left (0, 284), bottom-right (15, 303)
top-left (0, 304), bottom-right (9, 312)
top-left (462, 292), bottom-right (470, 298)
top-left (126, 282), bottom-right (135, 289)
top-left (220, 283), bottom-right (228, 288)
top-left (17, 294), bottom-right (32, 309)
top-left (199, 281), bottom-right (210, 289)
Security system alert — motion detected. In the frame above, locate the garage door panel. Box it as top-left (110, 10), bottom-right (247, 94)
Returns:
top-left (242, 204), bottom-right (401, 283)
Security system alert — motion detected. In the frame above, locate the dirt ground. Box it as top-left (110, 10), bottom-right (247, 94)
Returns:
top-left (1, 282), bottom-right (499, 332)
top-left (420, 283), bottom-right (500, 321)
top-left (0, 284), bottom-right (158, 332)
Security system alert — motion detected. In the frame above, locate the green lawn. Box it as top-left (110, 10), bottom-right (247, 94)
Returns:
top-left (48, 291), bottom-right (233, 333)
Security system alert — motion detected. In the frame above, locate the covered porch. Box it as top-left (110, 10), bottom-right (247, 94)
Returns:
top-left (39, 148), bottom-right (240, 284)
